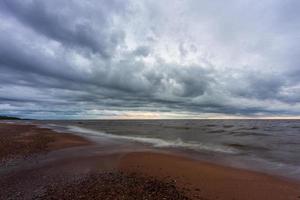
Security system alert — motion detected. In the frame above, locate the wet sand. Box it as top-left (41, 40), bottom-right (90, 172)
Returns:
top-left (1, 123), bottom-right (300, 200)
top-left (119, 152), bottom-right (300, 200)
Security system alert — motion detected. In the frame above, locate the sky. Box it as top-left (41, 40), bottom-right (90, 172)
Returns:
top-left (0, 0), bottom-right (300, 119)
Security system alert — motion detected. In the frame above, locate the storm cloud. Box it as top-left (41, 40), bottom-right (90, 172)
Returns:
top-left (0, 0), bottom-right (300, 119)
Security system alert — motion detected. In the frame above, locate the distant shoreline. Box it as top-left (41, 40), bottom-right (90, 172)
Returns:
top-left (0, 115), bottom-right (22, 120)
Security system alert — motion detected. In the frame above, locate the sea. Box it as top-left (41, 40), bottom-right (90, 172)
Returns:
top-left (34, 119), bottom-right (300, 180)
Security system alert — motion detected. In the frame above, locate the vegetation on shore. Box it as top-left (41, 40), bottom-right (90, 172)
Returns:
top-left (0, 115), bottom-right (21, 120)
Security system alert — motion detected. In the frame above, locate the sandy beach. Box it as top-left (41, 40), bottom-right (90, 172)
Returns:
top-left (120, 152), bottom-right (300, 200)
top-left (1, 122), bottom-right (300, 200)
top-left (0, 123), bottom-right (91, 164)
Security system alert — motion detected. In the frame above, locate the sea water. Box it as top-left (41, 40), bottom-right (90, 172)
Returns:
top-left (37, 119), bottom-right (300, 180)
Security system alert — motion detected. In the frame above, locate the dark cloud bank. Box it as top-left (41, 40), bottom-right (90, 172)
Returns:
top-left (0, 0), bottom-right (300, 119)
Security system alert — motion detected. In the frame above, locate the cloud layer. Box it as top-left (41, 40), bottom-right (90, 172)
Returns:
top-left (0, 0), bottom-right (300, 119)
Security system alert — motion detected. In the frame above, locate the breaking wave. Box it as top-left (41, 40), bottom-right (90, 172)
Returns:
top-left (67, 126), bottom-right (237, 154)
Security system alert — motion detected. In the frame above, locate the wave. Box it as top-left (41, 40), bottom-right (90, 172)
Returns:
top-left (66, 125), bottom-right (237, 154)
top-left (225, 143), bottom-right (270, 151)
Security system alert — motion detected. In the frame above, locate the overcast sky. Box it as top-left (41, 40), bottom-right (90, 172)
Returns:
top-left (0, 0), bottom-right (300, 119)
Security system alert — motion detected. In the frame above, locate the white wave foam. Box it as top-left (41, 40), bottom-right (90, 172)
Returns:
top-left (67, 125), bottom-right (237, 154)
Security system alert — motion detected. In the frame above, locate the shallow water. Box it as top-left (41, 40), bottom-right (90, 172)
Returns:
top-left (36, 119), bottom-right (300, 180)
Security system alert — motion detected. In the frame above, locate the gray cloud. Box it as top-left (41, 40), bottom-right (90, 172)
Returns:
top-left (0, 0), bottom-right (300, 119)
top-left (2, 0), bottom-right (126, 58)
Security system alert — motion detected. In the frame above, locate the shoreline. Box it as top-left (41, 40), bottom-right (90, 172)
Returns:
top-left (1, 122), bottom-right (300, 199)
top-left (42, 120), bottom-right (300, 182)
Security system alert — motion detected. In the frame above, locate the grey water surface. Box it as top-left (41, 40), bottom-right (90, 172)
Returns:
top-left (36, 119), bottom-right (300, 180)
